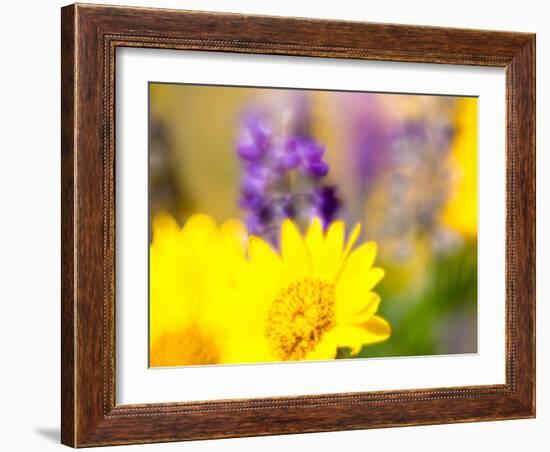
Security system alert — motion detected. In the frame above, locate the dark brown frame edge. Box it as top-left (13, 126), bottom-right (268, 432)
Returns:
top-left (61, 3), bottom-right (536, 447)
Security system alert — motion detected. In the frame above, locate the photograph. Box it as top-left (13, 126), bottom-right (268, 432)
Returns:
top-left (148, 84), bottom-right (478, 368)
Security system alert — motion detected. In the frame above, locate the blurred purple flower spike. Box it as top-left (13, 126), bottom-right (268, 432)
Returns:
top-left (297, 139), bottom-right (329, 177)
top-left (236, 112), bottom-right (271, 161)
top-left (279, 151), bottom-right (301, 170)
top-left (236, 95), bottom-right (341, 244)
top-left (236, 138), bottom-right (262, 161)
top-left (240, 172), bottom-right (268, 197)
top-left (305, 159), bottom-right (329, 178)
top-left (313, 186), bottom-right (341, 227)
top-left (244, 112), bottom-right (271, 147)
top-left (300, 139), bottom-right (325, 162)
top-left (278, 138), bottom-right (302, 170)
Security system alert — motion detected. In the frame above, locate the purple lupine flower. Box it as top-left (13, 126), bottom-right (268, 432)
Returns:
top-left (239, 192), bottom-right (264, 210)
top-left (243, 112), bottom-right (271, 148)
top-left (299, 139), bottom-right (325, 162)
top-left (235, 95), bottom-right (340, 243)
top-left (236, 138), bottom-right (262, 161)
top-left (236, 112), bottom-right (271, 161)
top-left (304, 159), bottom-right (329, 178)
top-left (279, 151), bottom-right (301, 170)
top-left (277, 137), bottom-right (302, 170)
top-left (312, 186), bottom-right (341, 227)
top-left (280, 194), bottom-right (297, 218)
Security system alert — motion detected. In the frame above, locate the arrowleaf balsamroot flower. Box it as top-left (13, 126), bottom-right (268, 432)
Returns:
top-left (227, 218), bottom-right (391, 363)
top-left (149, 213), bottom-right (246, 366)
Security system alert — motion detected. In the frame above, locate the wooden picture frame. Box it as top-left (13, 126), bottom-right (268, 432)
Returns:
top-left (61, 3), bottom-right (535, 447)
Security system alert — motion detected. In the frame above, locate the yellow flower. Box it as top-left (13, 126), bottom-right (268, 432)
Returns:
top-left (149, 213), bottom-right (246, 367)
top-left (441, 97), bottom-right (478, 236)
top-left (228, 218), bottom-right (390, 363)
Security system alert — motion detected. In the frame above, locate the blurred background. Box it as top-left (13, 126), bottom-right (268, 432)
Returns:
top-left (149, 82), bottom-right (478, 357)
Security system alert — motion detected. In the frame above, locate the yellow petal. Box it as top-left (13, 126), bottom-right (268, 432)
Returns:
top-left (280, 218), bottom-right (310, 279)
top-left (219, 219), bottom-right (246, 252)
top-left (218, 219), bottom-right (247, 273)
top-left (305, 331), bottom-right (338, 360)
top-left (152, 213), bottom-right (180, 249)
top-left (317, 220), bottom-right (345, 279)
top-left (364, 267), bottom-right (385, 291)
top-left (336, 292), bottom-right (381, 323)
top-left (341, 223), bottom-right (361, 264)
top-left (236, 236), bottom-right (283, 315)
top-left (330, 325), bottom-right (371, 355)
top-left (248, 235), bottom-right (282, 273)
top-left (331, 317), bottom-right (390, 355)
top-left (337, 244), bottom-right (382, 302)
top-left (362, 315), bottom-right (392, 342)
top-left (180, 213), bottom-right (217, 254)
top-left (305, 217), bottom-right (323, 248)
top-left (305, 217), bottom-right (324, 274)
top-left (337, 267), bottom-right (384, 305)
top-left (338, 241), bottom-right (377, 283)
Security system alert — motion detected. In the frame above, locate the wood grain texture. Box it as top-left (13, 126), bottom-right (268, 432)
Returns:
top-left (60, 5), bottom-right (76, 446)
top-left (60, 3), bottom-right (536, 447)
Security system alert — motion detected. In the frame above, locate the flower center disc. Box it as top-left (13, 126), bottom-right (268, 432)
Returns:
top-left (150, 326), bottom-right (220, 367)
top-left (266, 278), bottom-right (336, 361)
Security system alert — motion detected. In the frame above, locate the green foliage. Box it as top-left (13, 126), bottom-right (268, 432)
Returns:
top-left (355, 239), bottom-right (478, 359)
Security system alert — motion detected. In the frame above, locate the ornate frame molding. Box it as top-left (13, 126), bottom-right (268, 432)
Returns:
top-left (61, 4), bottom-right (535, 447)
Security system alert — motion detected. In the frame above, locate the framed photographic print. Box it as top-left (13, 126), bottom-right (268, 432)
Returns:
top-left (61, 3), bottom-right (536, 447)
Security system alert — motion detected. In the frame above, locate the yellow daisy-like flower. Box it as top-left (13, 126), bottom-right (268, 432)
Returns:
top-left (229, 218), bottom-right (390, 363)
top-left (149, 213), bottom-right (246, 367)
